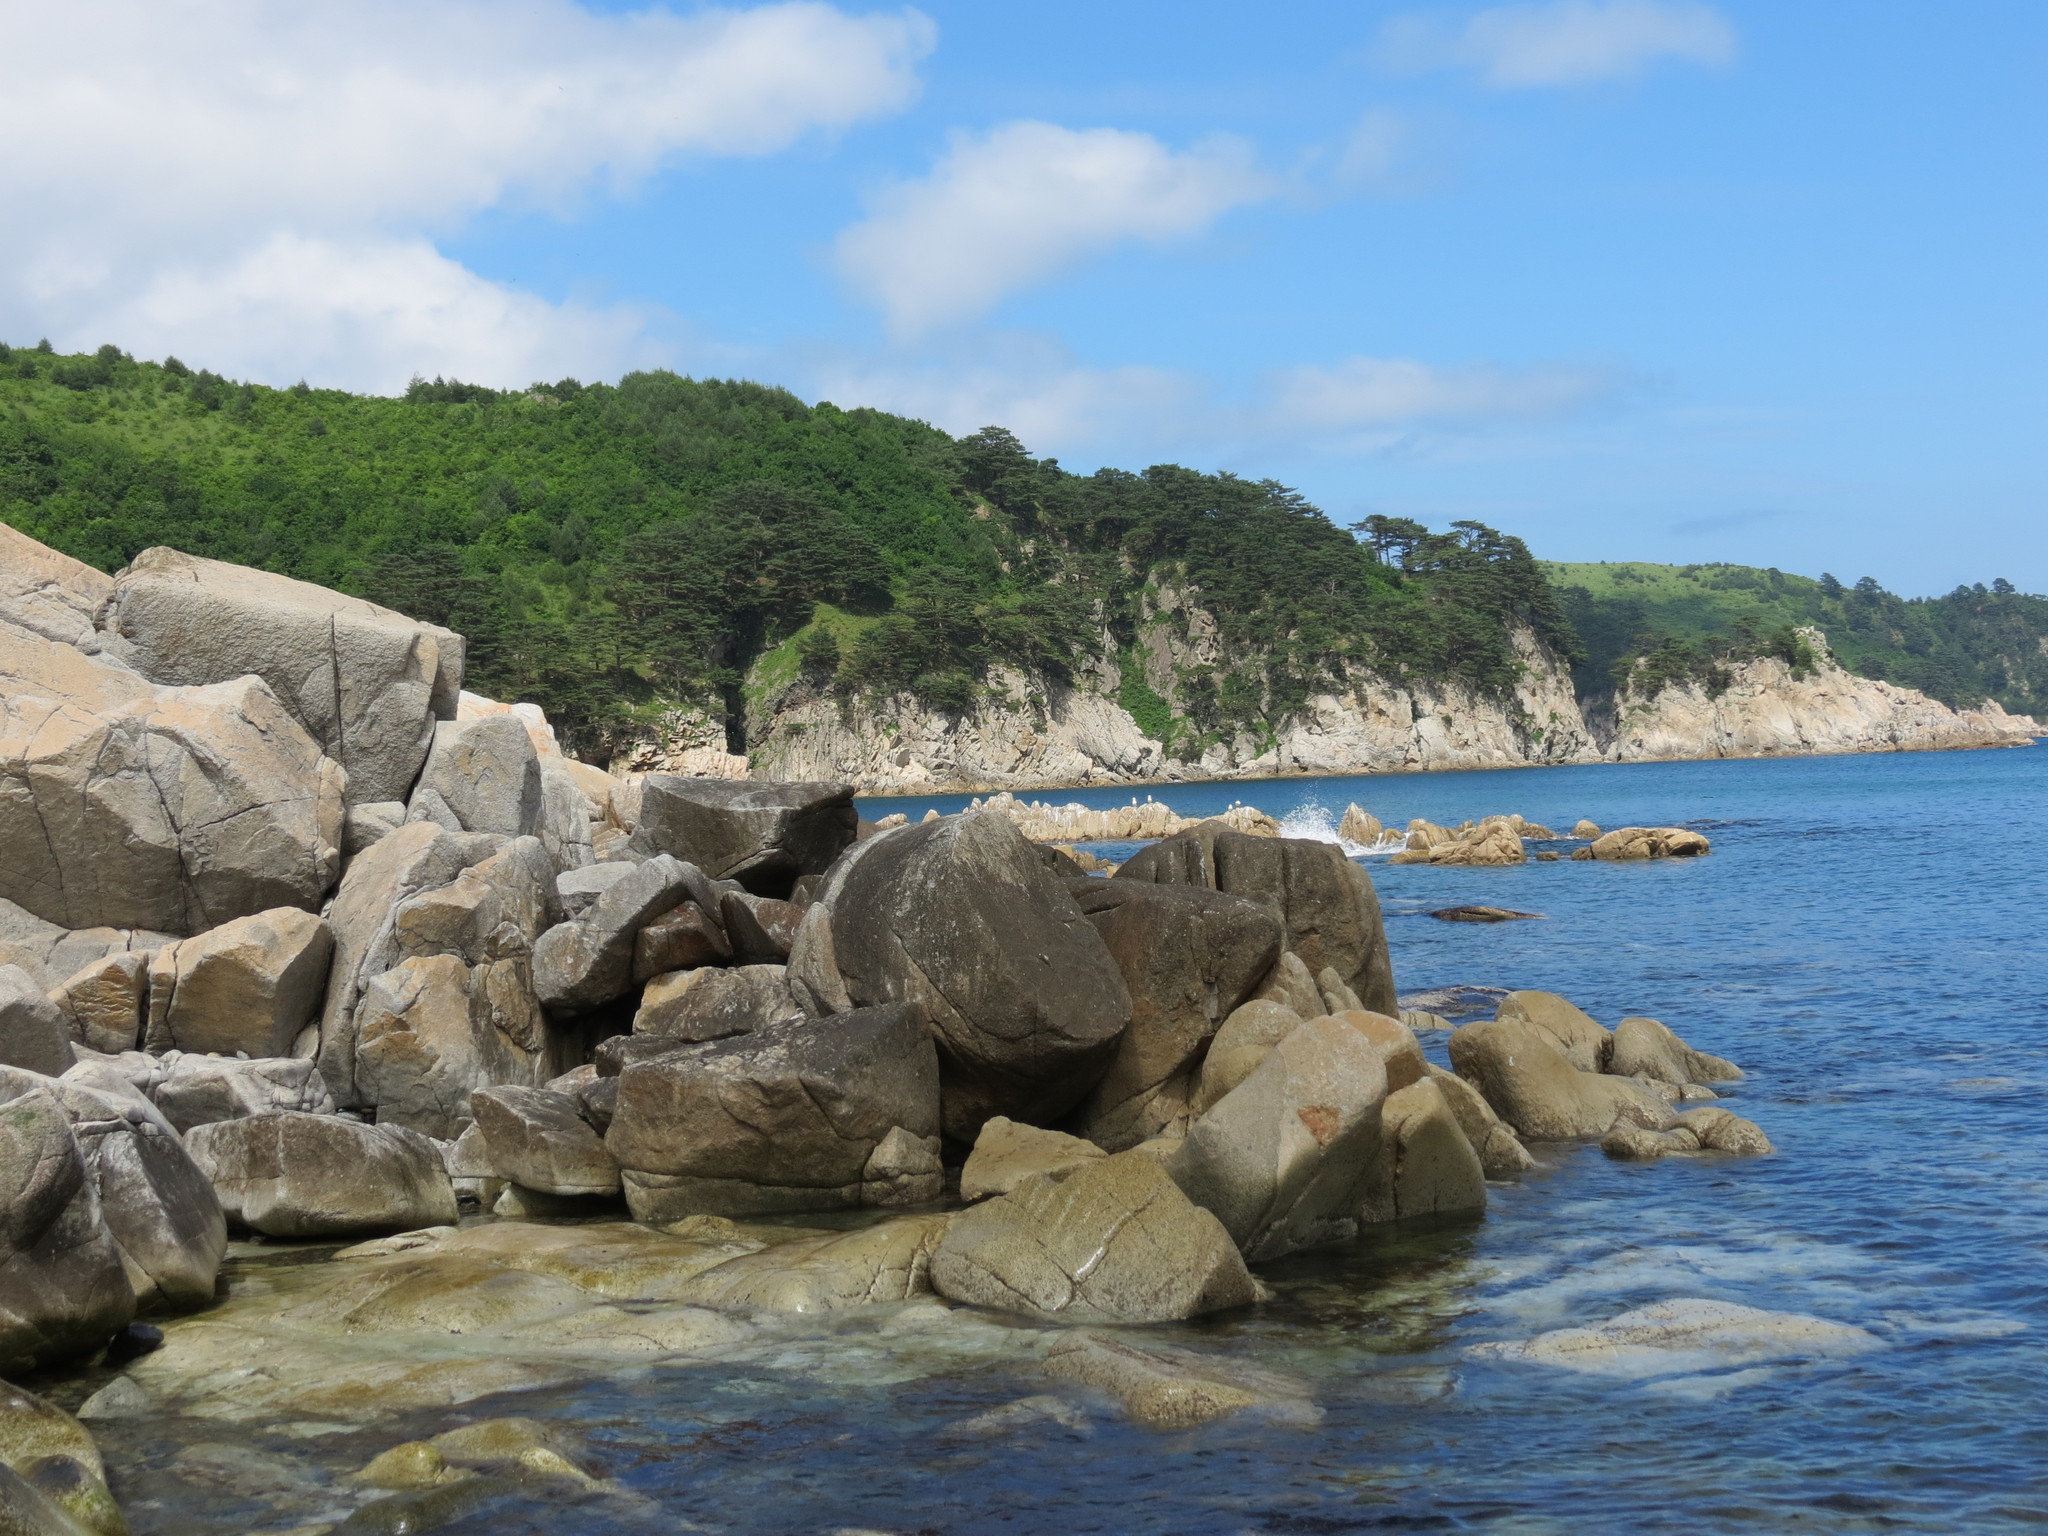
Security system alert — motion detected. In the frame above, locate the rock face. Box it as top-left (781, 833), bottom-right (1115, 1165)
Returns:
top-left (1068, 880), bottom-right (1283, 1151)
top-left (0, 522), bottom-right (113, 651)
top-left (0, 627), bottom-right (344, 935)
top-left (930, 1153), bottom-right (1259, 1323)
top-left (1448, 1017), bottom-right (1671, 1141)
top-left (790, 813), bottom-right (1131, 1141)
top-left (1164, 1013), bottom-right (1389, 1261)
top-left (186, 1112), bottom-right (459, 1238)
top-left (605, 1004), bottom-right (941, 1220)
top-left (1114, 825), bottom-right (1398, 1019)
top-left (406, 715), bottom-right (542, 841)
top-left (97, 544), bottom-right (461, 807)
top-left (48, 953), bottom-right (148, 1055)
top-left (0, 966), bottom-right (76, 1076)
top-left (144, 907), bottom-right (333, 1057)
top-left (958, 1116), bottom-right (1106, 1202)
top-left (631, 779), bottom-right (856, 897)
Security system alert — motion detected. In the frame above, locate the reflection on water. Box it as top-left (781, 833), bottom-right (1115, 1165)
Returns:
top-left (40, 748), bottom-right (2048, 1533)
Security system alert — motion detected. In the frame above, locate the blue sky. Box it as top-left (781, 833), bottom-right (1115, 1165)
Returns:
top-left (5, 1), bottom-right (2044, 593)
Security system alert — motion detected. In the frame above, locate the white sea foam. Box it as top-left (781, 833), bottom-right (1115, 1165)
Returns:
top-left (1276, 797), bottom-right (1405, 857)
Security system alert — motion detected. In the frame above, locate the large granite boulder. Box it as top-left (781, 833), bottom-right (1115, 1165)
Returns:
top-left (790, 814), bottom-right (1130, 1140)
top-left (1191, 999), bottom-right (1304, 1114)
top-left (631, 779), bottom-right (857, 898)
top-left (1164, 1013), bottom-right (1389, 1261)
top-left (0, 1079), bottom-right (136, 1374)
top-left (186, 1112), bottom-right (459, 1238)
top-left (605, 1004), bottom-right (941, 1220)
top-left (633, 901), bottom-right (731, 979)
top-left (0, 965), bottom-right (76, 1076)
top-left (1067, 880), bottom-right (1282, 1152)
top-left (406, 716), bottom-right (543, 841)
top-left (0, 521), bottom-right (112, 652)
top-left (1353, 1077), bottom-right (1488, 1224)
top-left (632, 964), bottom-right (807, 1043)
top-left (1448, 1017), bottom-right (1673, 1141)
top-left (0, 627), bottom-right (345, 935)
top-left (532, 855), bottom-right (697, 1014)
top-left (470, 1086), bottom-right (619, 1198)
top-left (97, 545), bottom-right (461, 807)
top-left (1494, 991), bottom-right (1611, 1073)
top-left (1426, 1064), bottom-right (1535, 1177)
top-left (142, 907), bottom-right (332, 1057)
top-left (47, 952), bottom-right (148, 1055)
top-left (1608, 1015), bottom-right (1742, 1085)
top-left (958, 1116), bottom-right (1106, 1202)
top-left (1113, 825), bottom-right (1397, 1016)
top-left (1584, 826), bottom-right (1711, 861)
top-left (930, 1152), bottom-right (1259, 1323)
top-left (148, 1053), bottom-right (336, 1132)
top-left (538, 765), bottom-right (597, 874)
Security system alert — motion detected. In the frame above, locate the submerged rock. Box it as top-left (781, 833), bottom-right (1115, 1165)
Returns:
top-left (1470, 1298), bottom-right (1878, 1379)
top-left (1429, 906), bottom-right (1544, 922)
top-left (1041, 1330), bottom-right (1322, 1429)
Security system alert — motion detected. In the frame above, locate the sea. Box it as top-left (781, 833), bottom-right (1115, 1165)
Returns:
top-left (82, 747), bottom-right (2048, 1534)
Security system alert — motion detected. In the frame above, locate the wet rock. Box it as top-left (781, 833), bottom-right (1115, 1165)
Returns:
top-left (0, 967), bottom-right (75, 1076)
top-left (791, 813), bottom-right (1130, 1141)
top-left (678, 1213), bottom-right (950, 1312)
top-left (949, 1395), bottom-right (1093, 1438)
top-left (1041, 1331), bottom-right (1322, 1430)
top-left (1448, 1017), bottom-right (1672, 1142)
top-left (1495, 990), bottom-right (1612, 1073)
top-left (719, 891), bottom-right (800, 964)
top-left (531, 855), bottom-right (697, 1014)
top-left (1165, 1013), bottom-right (1388, 1261)
top-left (1067, 880), bottom-right (1282, 1150)
top-left (958, 1116), bottom-right (1106, 1202)
top-left (607, 1004), bottom-right (940, 1220)
top-left (0, 1381), bottom-right (120, 1536)
top-left (1190, 999), bottom-right (1303, 1115)
top-left (931, 1152), bottom-right (1259, 1323)
top-left (1429, 906), bottom-right (1544, 922)
top-left (405, 715), bottom-right (542, 841)
top-left (1354, 1077), bottom-right (1487, 1223)
top-left (1114, 825), bottom-right (1398, 1016)
top-left (1426, 1065), bottom-right (1535, 1177)
top-left (1427, 821), bottom-right (1526, 865)
top-left (1469, 1298), bottom-right (1878, 1378)
top-left (632, 902), bottom-right (730, 981)
top-left (1588, 826), bottom-right (1711, 861)
top-left (1600, 1122), bottom-right (1703, 1159)
top-left (0, 630), bottom-right (344, 936)
top-left (0, 1382), bottom-right (106, 1484)
top-left (0, 1083), bottom-right (134, 1374)
top-left (187, 1112), bottom-right (459, 1238)
top-left (631, 778), bottom-right (857, 897)
top-left (1608, 1015), bottom-right (1742, 1085)
top-left (97, 544), bottom-right (459, 808)
top-left (46, 954), bottom-right (147, 1057)
top-left (470, 1086), bottom-right (620, 1198)
top-left (632, 965), bottom-right (806, 1044)
top-left (356, 1440), bottom-right (456, 1491)
top-left (73, 1378), bottom-right (149, 1422)
top-left (144, 907), bottom-right (332, 1058)
top-left (1676, 1105), bottom-right (1773, 1154)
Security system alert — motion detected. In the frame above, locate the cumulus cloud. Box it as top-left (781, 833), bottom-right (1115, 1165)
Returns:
top-left (1266, 356), bottom-right (1619, 432)
top-left (834, 121), bottom-right (1275, 337)
top-left (1382, 1), bottom-right (1735, 88)
top-left (0, 0), bottom-right (934, 390)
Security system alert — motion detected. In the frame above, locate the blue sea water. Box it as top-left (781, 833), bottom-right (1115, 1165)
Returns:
top-left (94, 749), bottom-right (2048, 1534)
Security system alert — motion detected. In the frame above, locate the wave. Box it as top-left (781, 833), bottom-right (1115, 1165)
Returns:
top-left (1277, 797), bottom-right (1407, 857)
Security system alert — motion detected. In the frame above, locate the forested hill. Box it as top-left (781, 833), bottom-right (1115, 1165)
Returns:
top-left (3, 342), bottom-right (2041, 754)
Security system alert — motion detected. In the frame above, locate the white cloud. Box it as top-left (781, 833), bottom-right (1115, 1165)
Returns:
top-left (1266, 356), bottom-right (1619, 432)
top-left (1382, 1), bottom-right (1735, 88)
top-left (0, 0), bottom-right (934, 390)
top-left (834, 121), bottom-right (1274, 337)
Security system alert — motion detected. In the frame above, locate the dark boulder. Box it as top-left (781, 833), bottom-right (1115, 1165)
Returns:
top-left (631, 779), bottom-right (857, 898)
top-left (531, 855), bottom-right (696, 1013)
top-left (632, 901), bottom-right (730, 981)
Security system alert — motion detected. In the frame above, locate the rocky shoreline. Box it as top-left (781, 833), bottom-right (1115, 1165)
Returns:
top-left (4, 526), bottom-right (1787, 1534)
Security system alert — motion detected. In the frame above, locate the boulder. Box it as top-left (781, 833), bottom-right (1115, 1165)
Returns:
top-left (406, 716), bottom-right (542, 841)
top-left (0, 1379), bottom-right (123, 1536)
top-left (1337, 804), bottom-right (1383, 847)
top-left (1353, 1077), bottom-right (1488, 1224)
top-left (352, 954), bottom-right (547, 1140)
top-left (1571, 819), bottom-right (1601, 839)
top-left (1608, 1016), bottom-right (1742, 1085)
top-left (186, 1112), bottom-right (459, 1238)
top-left (538, 766), bottom-right (596, 874)
top-left (676, 1214), bottom-right (950, 1312)
top-left (342, 800), bottom-right (407, 856)
top-left (1428, 821), bottom-right (1525, 865)
top-left (1067, 880), bottom-right (1282, 1151)
top-left (1675, 1105), bottom-right (1773, 1155)
top-left (1190, 999), bottom-right (1303, 1115)
top-left (388, 837), bottom-right (558, 969)
top-left (1332, 1010), bottom-right (1429, 1092)
top-left (633, 965), bottom-right (806, 1044)
top-left (0, 629), bottom-right (344, 935)
top-left (930, 1152), bottom-right (1258, 1324)
top-left (1164, 1014), bottom-right (1389, 1261)
top-left (632, 902), bottom-right (731, 980)
top-left (0, 522), bottom-right (112, 652)
top-left (1495, 991), bottom-right (1612, 1073)
top-left (1315, 966), bottom-right (1364, 1014)
top-left (148, 1053), bottom-right (336, 1132)
top-left (1426, 1065), bottom-right (1535, 1177)
top-left (606, 1004), bottom-right (941, 1220)
top-left (0, 899), bottom-right (174, 995)
top-left (1252, 951), bottom-right (1323, 1020)
top-left (97, 544), bottom-right (461, 806)
top-left (556, 862), bottom-right (638, 919)
top-left (531, 855), bottom-right (697, 1014)
top-left (1448, 1017), bottom-right (1672, 1141)
top-left (144, 907), bottom-right (332, 1058)
top-left (0, 966), bottom-right (76, 1076)
top-left (47, 953), bottom-right (147, 1055)
top-left (1587, 826), bottom-right (1711, 861)
top-left (1429, 906), bottom-right (1543, 923)
top-left (315, 822), bottom-right (506, 1109)
top-left (0, 1082), bottom-right (134, 1374)
top-left (631, 778), bottom-right (857, 897)
top-left (1600, 1122), bottom-right (1701, 1160)
top-left (958, 1116), bottom-right (1106, 1202)
top-left (1113, 825), bottom-right (1397, 1017)
top-left (1041, 1331), bottom-right (1321, 1430)
top-left (470, 1086), bottom-right (620, 1198)
top-left (719, 891), bottom-right (800, 965)
top-left (790, 813), bottom-right (1130, 1141)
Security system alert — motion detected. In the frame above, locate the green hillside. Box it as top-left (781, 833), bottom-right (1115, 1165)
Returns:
top-left (1547, 560), bottom-right (2048, 712)
top-left (0, 342), bottom-right (1572, 755)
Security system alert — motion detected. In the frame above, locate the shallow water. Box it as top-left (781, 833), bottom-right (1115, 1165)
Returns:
top-left (64, 749), bottom-right (2048, 1533)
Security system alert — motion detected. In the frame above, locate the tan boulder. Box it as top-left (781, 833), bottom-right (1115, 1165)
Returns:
top-left (353, 953), bottom-right (548, 1141)
top-left (1608, 1015), bottom-right (1742, 1085)
top-left (632, 964), bottom-right (806, 1044)
top-left (186, 1112), bottom-right (459, 1238)
top-left (1429, 821), bottom-right (1525, 865)
top-left (1041, 1331), bottom-right (1321, 1429)
top-left (1571, 819), bottom-right (1601, 838)
top-left (1676, 1105), bottom-right (1772, 1154)
top-left (1337, 804), bottom-right (1383, 846)
top-left (1588, 826), bottom-right (1711, 860)
top-left (1448, 1017), bottom-right (1672, 1141)
top-left (1354, 1077), bottom-right (1487, 1223)
top-left (1426, 1065), bottom-right (1535, 1176)
top-left (148, 1054), bottom-right (335, 1132)
top-left (930, 1152), bottom-right (1258, 1323)
top-left (1495, 990), bottom-right (1612, 1073)
top-left (0, 523), bottom-right (112, 652)
top-left (1190, 999), bottom-right (1303, 1114)
top-left (405, 715), bottom-right (542, 842)
top-left (144, 907), bottom-right (332, 1058)
top-left (47, 953), bottom-right (147, 1055)
top-left (1253, 951), bottom-right (1323, 1019)
top-left (470, 1086), bottom-right (619, 1198)
top-left (959, 1116), bottom-right (1106, 1201)
top-left (1330, 1009), bottom-right (1428, 1092)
